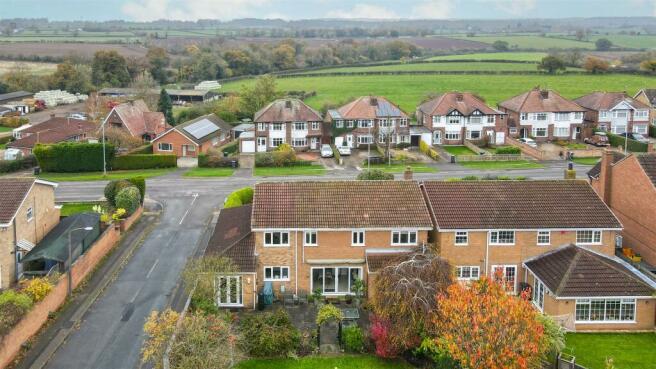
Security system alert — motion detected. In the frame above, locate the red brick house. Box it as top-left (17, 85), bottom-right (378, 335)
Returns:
top-left (574, 92), bottom-right (651, 135)
top-left (103, 100), bottom-right (169, 142)
top-left (151, 114), bottom-right (232, 158)
top-left (7, 117), bottom-right (98, 155)
top-left (251, 99), bottom-right (325, 152)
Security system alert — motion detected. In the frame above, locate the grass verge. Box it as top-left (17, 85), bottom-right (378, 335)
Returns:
top-left (39, 168), bottom-right (175, 182)
top-left (368, 163), bottom-right (437, 173)
top-left (565, 333), bottom-right (656, 369)
top-left (60, 202), bottom-right (101, 217)
top-left (254, 165), bottom-right (326, 177)
top-left (183, 167), bottom-right (235, 177)
top-left (459, 160), bottom-right (544, 170)
top-left (572, 157), bottom-right (601, 165)
top-left (236, 355), bottom-right (413, 369)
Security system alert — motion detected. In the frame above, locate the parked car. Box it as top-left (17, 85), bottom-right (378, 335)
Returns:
top-left (68, 113), bottom-right (87, 120)
top-left (337, 146), bottom-right (351, 156)
top-left (320, 144), bottom-right (333, 158)
top-left (619, 132), bottom-right (650, 144)
top-left (519, 137), bottom-right (537, 148)
top-left (584, 132), bottom-right (609, 147)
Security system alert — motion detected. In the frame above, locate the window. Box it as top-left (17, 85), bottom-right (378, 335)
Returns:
top-left (509, 128), bottom-right (518, 134)
top-left (391, 230), bottom-right (417, 245)
top-left (635, 110), bottom-right (648, 118)
top-left (448, 116), bottom-right (461, 125)
top-left (264, 266), bottom-right (290, 281)
top-left (312, 267), bottom-right (361, 295)
top-left (264, 231), bottom-right (290, 247)
top-left (554, 127), bottom-right (569, 137)
top-left (492, 265), bottom-right (517, 293)
top-left (216, 275), bottom-right (242, 306)
top-left (293, 122), bottom-right (306, 131)
top-left (555, 112), bottom-right (570, 121)
top-left (537, 230), bottom-right (550, 245)
top-left (271, 123), bottom-right (283, 131)
top-left (456, 266), bottom-right (480, 280)
top-left (347, 120), bottom-right (354, 128)
top-left (532, 278), bottom-right (545, 311)
top-left (612, 125), bottom-right (627, 134)
top-left (535, 113), bottom-right (548, 121)
top-left (633, 125), bottom-right (648, 134)
top-left (532, 127), bottom-right (547, 137)
top-left (487, 115), bottom-right (495, 124)
top-left (467, 130), bottom-right (481, 140)
top-left (26, 207), bottom-right (33, 222)
top-left (468, 116), bottom-right (482, 124)
top-left (357, 135), bottom-right (372, 144)
top-left (358, 120), bottom-right (373, 128)
top-left (520, 113), bottom-right (528, 121)
top-left (455, 231), bottom-right (468, 246)
top-left (335, 120), bottom-right (344, 128)
top-left (575, 298), bottom-right (636, 322)
top-left (576, 230), bottom-right (602, 245)
top-left (304, 231), bottom-right (317, 246)
top-left (599, 110), bottom-right (609, 119)
top-left (614, 110), bottom-right (628, 118)
top-left (185, 145), bottom-right (196, 152)
top-left (574, 112), bottom-right (584, 120)
top-left (379, 119), bottom-right (392, 127)
top-left (352, 230), bottom-right (365, 246)
top-left (400, 119), bottom-right (408, 127)
top-left (445, 131), bottom-right (460, 140)
top-left (489, 230), bottom-right (515, 245)
top-left (257, 123), bottom-right (266, 131)
top-left (292, 138), bottom-right (307, 147)
top-left (271, 138), bottom-right (284, 147)
top-left (311, 122), bottom-right (320, 130)
top-left (158, 142), bottom-right (172, 151)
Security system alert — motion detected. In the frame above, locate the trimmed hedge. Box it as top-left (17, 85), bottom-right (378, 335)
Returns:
top-left (111, 154), bottom-right (177, 170)
top-left (198, 154), bottom-right (236, 168)
top-left (0, 155), bottom-right (36, 173)
top-left (495, 146), bottom-right (522, 154)
top-left (127, 144), bottom-right (153, 155)
top-left (115, 186), bottom-right (141, 215)
top-left (104, 180), bottom-right (133, 207)
top-left (219, 141), bottom-right (238, 156)
top-left (224, 187), bottom-right (254, 209)
top-left (607, 133), bottom-right (649, 152)
top-left (128, 177), bottom-right (146, 204)
top-left (357, 169), bottom-right (394, 180)
top-left (33, 143), bottom-right (115, 172)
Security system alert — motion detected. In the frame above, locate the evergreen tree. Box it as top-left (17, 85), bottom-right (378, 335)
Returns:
top-left (157, 88), bottom-right (174, 125)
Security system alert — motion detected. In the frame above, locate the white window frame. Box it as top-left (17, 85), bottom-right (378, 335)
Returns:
top-left (633, 125), bottom-right (648, 134)
top-left (271, 123), bottom-right (284, 131)
top-left (271, 137), bottom-right (284, 147)
top-left (216, 275), bottom-right (243, 307)
top-left (26, 207), bottom-right (34, 222)
top-left (356, 135), bottom-right (372, 145)
top-left (532, 278), bottom-right (545, 311)
top-left (264, 231), bottom-right (290, 247)
top-left (466, 130), bottom-right (481, 140)
top-left (257, 123), bottom-right (266, 131)
top-left (554, 127), bottom-right (569, 137)
top-left (264, 266), bottom-right (290, 281)
top-left (399, 118), bottom-right (408, 127)
top-left (491, 264), bottom-right (517, 293)
top-left (489, 230), bottom-right (515, 245)
top-left (347, 120), bottom-right (354, 128)
top-left (304, 230), bottom-right (317, 246)
top-left (576, 230), bottom-right (602, 245)
top-left (468, 116), bottom-right (482, 124)
top-left (335, 120), bottom-right (344, 128)
top-left (391, 230), bottom-right (418, 246)
top-left (537, 230), bottom-right (551, 245)
top-left (351, 230), bottom-right (365, 246)
top-left (635, 110), bottom-right (648, 118)
top-left (292, 138), bottom-right (307, 147)
top-left (445, 131), bottom-right (460, 140)
top-left (520, 113), bottom-right (528, 121)
top-left (575, 298), bottom-right (636, 323)
top-left (535, 113), bottom-right (548, 121)
top-left (293, 122), bottom-right (306, 131)
top-left (455, 231), bottom-right (469, 246)
top-left (158, 142), bottom-right (172, 151)
top-left (456, 266), bottom-right (480, 281)
top-left (532, 127), bottom-right (547, 137)
top-left (574, 112), bottom-right (584, 120)
top-left (311, 266), bottom-right (362, 295)
top-left (555, 112), bottom-right (570, 122)
top-left (487, 115), bottom-right (495, 124)
top-left (311, 122), bottom-right (320, 130)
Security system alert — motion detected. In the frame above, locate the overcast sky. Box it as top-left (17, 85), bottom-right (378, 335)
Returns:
top-left (2, 0), bottom-right (656, 21)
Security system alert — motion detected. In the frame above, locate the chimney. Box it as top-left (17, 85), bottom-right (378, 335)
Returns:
top-left (598, 149), bottom-right (614, 204)
top-left (540, 90), bottom-right (549, 99)
top-left (455, 93), bottom-right (463, 102)
top-left (370, 97), bottom-right (378, 106)
top-left (403, 166), bottom-right (413, 180)
top-left (285, 100), bottom-right (292, 109)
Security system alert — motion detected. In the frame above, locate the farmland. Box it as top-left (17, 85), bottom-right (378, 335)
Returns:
top-left (588, 34), bottom-right (656, 49)
top-left (448, 35), bottom-right (595, 50)
top-left (426, 52), bottom-right (547, 61)
top-left (222, 73), bottom-right (656, 113)
top-left (0, 61), bottom-right (58, 75)
top-left (297, 61), bottom-right (551, 75)
top-left (0, 42), bottom-right (149, 61)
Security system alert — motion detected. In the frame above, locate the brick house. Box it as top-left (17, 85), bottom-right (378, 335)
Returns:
top-left (498, 88), bottom-right (586, 142)
top-left (0, 178), bottom-right (60, 289)
top-left (634, 89), bottom-right (656, 127)
top-left (103, 100), bottom-right (170, 142)
top-left (251, 99), bottom-right (325, 152)
top-left (151, 114), bottom-right (232, 158)
top-left (7, 117), bottom-right (98, 155)
top-left (574, 92), bottom-right (651, 135)
top-left (416, 92), bottom-right (507, 146)
top-left (588, 151), bottom-right (656, 266)
top-left (326, 96), bottom-right (410, 149)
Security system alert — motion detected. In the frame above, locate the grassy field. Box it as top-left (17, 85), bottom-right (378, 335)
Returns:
top-left (223, 74), bottom-right (656, 113)
top-left (588, 35), bottom-right (656, 49)
top-left (443, 146), bottom-right (478, 156)
top-left (39, 168), bottom-right (175, 182)
top-left (449, 35), bottom-right (595, 49)
top-left (236, 355), bottom-right (412, 369)
top-left (183, 167), bottom-right (235, 177)
top-left (299, 61), bottom-right (546, 74)
top-left (427, 52), bottom-right (547, 61)
top-left (368, 163), bottom-right (437, 173)
top-left (0, 60), bottom-right (58, 75)
top-left (459, 160), bottom-right (544, 170)
top-left (572, 157), bottom-right (601, 165)
top-left (60, 202), bottom-right (99, 217)
top-left (565, 333), bottom-right (656, 369)
top-left (254, 165), bottom-right (327, 176)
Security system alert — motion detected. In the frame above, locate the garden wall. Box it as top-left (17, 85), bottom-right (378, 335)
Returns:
top-left (0, 207), bottom-right (142, 368)
top-left (505, 137), bottom-right (545, 160)
top-left (566, 148), bottom-right (604, 158)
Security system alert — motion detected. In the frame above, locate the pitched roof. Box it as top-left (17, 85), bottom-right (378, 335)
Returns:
top-left (418, 92), bottom-right (503, 116)
top-left (0, 91), bottom-right (33, 102)
top-left (161, 114), bottom-right (231, 145)
top-left (110, 100), bottom-right (169, 138)
top-left (498, 88), bottom-right (585, 113)
top-left (252, 181), bottom-right (433, 229)
top-left (574, 92), bottom-right (650, 111)
top-left (587, 152), bottom-right (625, 179)
top-left (335, 96), bottom-right (409, 120)
top-left (7, 117), bottom-right (97, 149)
top-left (366, 251), bottom-right (410, 273)
top-left (525, 245), bottom-right (655, 297)
top-left (637, 154), bottom-right (656, 188)
top-left (254, 98), bottom-right (323, 123)
top-left (421, 180), bottom-right (621, 230)
top-left (637, 89), bottom-right (656, 105)
top-left (206, 205), bottom-right (256, 273)
top-left (0, 178), bottom-right (57, 225)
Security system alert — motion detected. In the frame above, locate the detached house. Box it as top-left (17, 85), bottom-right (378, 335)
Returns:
top-left (416, 92), bottom-right (507, 145)
top-left (498, 88), bottom-right (585, 142)
top-left (7, 117), bottom-right (98, 155)
top-left (327, 96), bottom-right (410, 149)
top-left (634, 89), bottom-right (656, 126)
top-left (574, 92), bottom-right (651, 135)
top-left (251, 99), bottom-right (325, 152)
top-left (103, 100), bottom-right (169, 142)
top-left (152, 114), bottom-right (232, 158)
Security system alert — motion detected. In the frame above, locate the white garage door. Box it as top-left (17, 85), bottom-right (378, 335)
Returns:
top-left (241, 140), bottom-right (255, 153)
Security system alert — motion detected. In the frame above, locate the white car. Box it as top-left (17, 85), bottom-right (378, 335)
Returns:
top-left (337, 146), bottom-right (351, 156)
top-left (320, 144), bottom-right (333, 158)
top-left (519, 137), bottom-right (537, 148)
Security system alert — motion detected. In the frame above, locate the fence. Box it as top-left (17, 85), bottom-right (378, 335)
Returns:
top-left (506, 137), bottom-right (546, 160)
top-left (457, 154), bottom-right (526, 162)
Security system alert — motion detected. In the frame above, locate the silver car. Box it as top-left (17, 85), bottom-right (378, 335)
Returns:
top-left (320, 144), bottom-right (333, 158)
top-left (337, 146), bottom-right (351, 156)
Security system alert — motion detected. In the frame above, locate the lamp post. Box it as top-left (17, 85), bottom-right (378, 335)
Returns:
top-left (67, 226), bottom-right (93, 297)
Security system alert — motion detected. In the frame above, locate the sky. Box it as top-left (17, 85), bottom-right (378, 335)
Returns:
top-left (1, 0), bottom-right (656, 21)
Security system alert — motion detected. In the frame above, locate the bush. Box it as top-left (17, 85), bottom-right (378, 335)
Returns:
top-left (254, 144), bottom-right (312, 167)
top-left (0, 116), bottom-right (28, 128)
top-left (33, 142), bottom-right (115, 172)
top-left (127, 144), bottom-right (153, 155)
top-left (419, 140), bottom-right (440, 161)
top-left (396, 142), bottom-right (411, 149)
top-left (104, 180), bottom-right (132, 207)
top-left (607, 133), bottom-right (649, 152)
top-left (0, 290), bottom-right (33, 335)
top-left (19, 278), bottom-right (54, 302)
top-left (342, 325), bottom-right (365, 353)
top-left (127, 177), bottom-right (146, 204)
top-left (198, 154), bottom-right (236, 168)
top-left (316, 304), bottom-right (344, 325)
top-left (0, 155), bottom-right (36, 173)
top-left (239, 309), bottom-right (300, 357)
top-left (0, 290), bottom-right (33, 310)
top-left (224, 187), bottom-right (254, 209)
top-left (650, 125), bottom-right (656, 138)
top-left (111, 154), bottom-right (176, 170)
top-left (495, 146), bottom-right (521, 154)
top-left (115, 186), bottom-right (140, 215)
top-left (357, 169), bottom-right (394, 181)
top-left (190, 295), bottom-right (219, 315)
top-left (298, 329), bottom-right (318, 356)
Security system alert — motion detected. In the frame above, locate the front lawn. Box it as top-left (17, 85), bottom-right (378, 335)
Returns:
top-left (459, 160), bottom-right (544, 170)
top-left (0, 126), bottom-right (13, 133)
top-left (183, 167), bottom-right (235, 177)
top-left (60, 202), bottom-right (100, 217)
top-left (39, 168), bottom-right (176, 182)
top-left (368, 163), bottom-right (437, 173)
top-left (236, 355), bottom-right (412, 369)
top-left (442, 145), bottom-right (477, 156)
top-left (254, 165), bottom-right (326, 177)
top-left (572, 157), bottom-right (601, 165)
top-left (565, 333), bottom-right (656, 369)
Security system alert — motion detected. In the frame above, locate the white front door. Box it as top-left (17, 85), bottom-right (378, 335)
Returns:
top-left (257, 137), bottom-right (267, 152)
top-left (434, 131), bottom-right (442, 145)
top-left (346, 134), bottom-right (353, 148)
top-left (216, 275), bottom-right (242, 307)
top-left (182, 145), bottom-right (187, 157)
top-left (310, 137), bottom-right (318, 150)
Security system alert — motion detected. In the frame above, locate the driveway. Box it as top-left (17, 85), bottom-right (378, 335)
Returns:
top-left (24, 102), bottom-right (87, 124)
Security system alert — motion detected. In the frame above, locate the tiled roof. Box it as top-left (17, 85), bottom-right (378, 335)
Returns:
top-left (525, 245), bottom-right (655, 297)
top-left (7, 117), bottom-right (97, 149)
top-left (422, 180), bottom-right (621, 230)
top-left (574, 92), bottom-right (650, 111)
top-left (637, 154), bottom-right (656, 188)
top-left (0, 178), bottom-right (56, 225)
top-left (171, 113), bottom-right (232, 144)
top-left (112, 100), bottom-right (169, 138)
top-left (252, 181), bottom-right (433, 229)
top-left (366, 251), bottom-right (410, 273)
top-left (206, 205), bottom-right (255, 273)
top-left (418, 92), bottom-right (503, 116)
top-left (336, 96), bottom-right (408, 120)
top-left (498, 88), bottom-right (585, 113)
top-left (254, 98), bottom-right (322, 123)
top-left (637, 89), bottom-right (656, 105)
top-left (0, 91), bottom-right (33, 102)
top-left (587, 152), bottom-right (625, 179)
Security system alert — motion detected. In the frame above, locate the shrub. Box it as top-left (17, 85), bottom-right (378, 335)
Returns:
top-left (198, 154), bottom-right (236, 168)
top-left (111, 154), bottom-right (176, 170)
top-left (224, 187), bottom-right (253, 209)
top-left (0, 290), bottom-right (33, 310)
top-left (127, 177), bottom-right (146, 204)
top-left (115, 186), bottom-right (140, 215)
top-left (298, 329), bottom-right (318, 356)
top-left (239, 309), bottom-right (300, 357)
top-left (104, 180), bottom-right (132, 207)
top-left (316, 303), bottom-right (344, 325)
top-left (0, 290), bottom-right (33, 335)
top-left (127, 144), bottom-right (153, 155)
top-left (342, 325), bottom-right (365, 353)
top-left (370, 315), bottom-right (398, 358)
top-left (357, 169), bottom-right (394, 181)
top-left (33, 142), bottom-right (115, 172)
top-left (495, 146), bottom-right (521, 154)
top-left (0, 155), bottom-right (36, 173)
top-left (19, 278), bottom-right (54, 302)
top-left (419, 140), bottom-right (440, 160)
top-left (254, 144), bottom-right (312, 167)
top-left (0, 116), bottom-right (28, 128)
top-left (190, 295), bottom-right (219, 315)
top-left (112, 208), bottom-right (127, 221)
top-left (607, 133), bottom-right (649, 152)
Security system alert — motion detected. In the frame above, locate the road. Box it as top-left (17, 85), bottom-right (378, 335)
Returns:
top-left (43, 161), bottom-right (582, 369)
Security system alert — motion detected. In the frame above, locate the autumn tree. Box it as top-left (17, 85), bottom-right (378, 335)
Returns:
top-left (91, 50), bottom-right (131, 87)
top-left (49, 61), bottom-right (93, 93)
top-left (1, 63), bottom-right (48, 92)
top-left (640, 59), bottom-right (656, 74)
top-left (103, 126), bottom-right (143, 150)
top-left (583, 56), bottom-right (611, 74)
top-left (272, 43), bottom-right (297, 70)
top-left (537, 56), bottom-right (566, 74)
top-left (239, 74), bottom-right (282, 117)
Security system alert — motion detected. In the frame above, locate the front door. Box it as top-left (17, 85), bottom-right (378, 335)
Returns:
top-left (257, 137), bottom-right (267, 152)
top-left (310, 137), bottom-right (318, 150)
top-left (573, 127), bottom-right (581, 140)
top-left (346, 134), bottom-right (353, 148)
top-left (434, 131), bottom-right (442, 145)
top-left (182, 145), bottom-right (187, 157)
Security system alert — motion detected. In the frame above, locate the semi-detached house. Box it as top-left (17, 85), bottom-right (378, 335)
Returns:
top-left (574, 92), bottom-right (651, 135)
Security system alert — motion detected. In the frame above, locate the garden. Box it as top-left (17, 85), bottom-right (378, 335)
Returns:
top-left (253, 144), bottom-right (326, 177)
top-left (565, 333), bottom-right (656, 369)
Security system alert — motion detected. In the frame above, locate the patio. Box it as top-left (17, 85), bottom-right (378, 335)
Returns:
top-left (257, 297), bottom-right (369, 332)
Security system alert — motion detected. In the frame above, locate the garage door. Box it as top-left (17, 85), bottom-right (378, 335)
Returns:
top-left (241, 140), bottom-right (255, 153)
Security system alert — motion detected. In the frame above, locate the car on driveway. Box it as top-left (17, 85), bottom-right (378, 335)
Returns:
top-left (584, 132), bottom-right (609, 147)
top-left (519, 137), bottom-right (537, 147)
top-left (320, 144), bottom-right (333, 158)
top-left (337, 146), bottom-right (351, 156)
top-left (619, 132), bottom-right (650, 144)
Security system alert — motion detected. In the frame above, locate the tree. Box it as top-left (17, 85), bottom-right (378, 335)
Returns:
top-left (537, 56), bottom-right (566, 74)
top-left (272, 43), bottom-right (297, 70)
top-left (130, 71), bottom-right (159, 108)
top-left (1, 63), bottom-right (48, 92)
top-left (640, 59), bottom-right (656, 74)
top-left (583, 56), bottom-right (611, 74)
top-left (49, 61), bottom-right (93, 93)
top-left (356, 169), bottom-right (394, 180)
top-left (492, 40), bottom-right (509, 51)
top-left (146, 47), bottom-right (170, 84)
top-left (239, 75), bottom-right (281, 117)
top-left (595, 38), bottom-right (613, 51)
top-left (156, 88), bottom-right (174, 125)
top-left (103, 126), bottom-right (143, 150)
top-left (575, 29), bottom-right (586, 41)
top-left (91, 50), bottom-right (131, 87)
top-left (429, 276), bottom-right (546, 369)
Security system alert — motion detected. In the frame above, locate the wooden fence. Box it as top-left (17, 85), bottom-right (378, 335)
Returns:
top-left (457, 154), bottom-right (526, 162)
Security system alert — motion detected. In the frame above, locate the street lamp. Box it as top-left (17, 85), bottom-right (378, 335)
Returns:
top-left (67, 226), bottom-right (94, 297)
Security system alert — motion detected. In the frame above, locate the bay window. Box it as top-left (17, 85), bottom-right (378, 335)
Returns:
top-left (576, 230), bottom-right (602, 245)
top-left (554, 127), bottom-right (569, 137)
top-left (391, 230), bottom-right (417, 246)
top-left (575, 298), bottom-right (636, 322)
top-left (312, 267), bottom-right (361, 295)
top-left (445, 131), bottom-right (460, 140)
top-left (264, 231), bottom-right (289, 246)
top-left (271, 138), bottom-right (284, 147)
top-left (467, 130), bottom-right (481, 139)
top-left (532, 127), bottom-right (547, 137)
top-left (264, 266), bottom-right (290, 281)
top-left (292, 138), bottom-right (307, 147)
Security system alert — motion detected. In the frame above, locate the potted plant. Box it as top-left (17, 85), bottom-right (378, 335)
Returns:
top-left (351, 278), bottom-right (365, 307)
top-left (312, 288), bottom-right (323, 307)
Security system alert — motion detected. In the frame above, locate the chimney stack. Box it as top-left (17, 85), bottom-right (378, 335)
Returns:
top-left (370, 97), bottom-right (378, 106)
top-left (285, 100), bottom-right (292, 109)
top-left (540, 90), bottom-right (549, 99)
top-left (599, 149), bottom-right (614, 204)
top-left (403, 166), bottom-right (413, 180)
top-left (456, 93), bottom-right (463, 102)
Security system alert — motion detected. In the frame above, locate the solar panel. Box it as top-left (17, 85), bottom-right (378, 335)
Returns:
top-left (375, 101), bottom-right (402, 117)
top-left (183, 118), bottom-right (219, 139)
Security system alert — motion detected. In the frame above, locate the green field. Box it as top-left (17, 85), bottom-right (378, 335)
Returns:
top-left (223, 74), bottom-right (656, 113)
top-left (254, 165), bottom-right (327, 177)
top-left (459, 160), bottom-right (544, 170)
top-left (368, 163), bottom-right (437, 173)
top-left (588, 35), bottom-right (656, 49)
top-left (450, 35), bottom-right (595, 50)
top-left (39, 168), bottom-right (175, 182)
top-left (427, 52), bottom-right (547, 61)
top-left (299, 61), bottom-right (546, 74)
top-left (565, 333), bottom-right (656, 369)
top-left (183, 167), bottom-right (235, 177)
top-left (236, 355), bottom-right (412, 369)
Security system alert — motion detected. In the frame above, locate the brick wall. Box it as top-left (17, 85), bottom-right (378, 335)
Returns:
top-left (153, 130), bottom-right (198, 157)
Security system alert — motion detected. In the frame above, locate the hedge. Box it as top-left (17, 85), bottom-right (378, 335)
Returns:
top-left (128, 177), bottom-right (146, 203)
top-left (111, 154), bottom-right (177, 170)
top-left (650, 125), bottom-right (656, 138)
top-left (495, 146), bottom-right (521, 154)
top-left (126, 144), bottom-right (153, 155)
top-left (115, 186), bottom-right (141, 215)
top-left (224, 187), bottom-right (254, 209)
top-left (33, 143), bottom-right (115, 172)
top-left (104, 180), bottom-right (133, 207)
top-left (0, 155), bottom-right (36, 173)
top-left (198, 154), bottom-right (236, 168)
top-left (419, 140), bottom-right (440, 161)
top-left (607, 133), bottom-right (649, 152)
top-left (219, 141), bottom-right (238, 156)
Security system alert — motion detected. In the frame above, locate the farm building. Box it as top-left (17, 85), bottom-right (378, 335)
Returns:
top-left (0, 91), bottom-right (34, 105)
top-left (98, 88), bottom-right (220, 104)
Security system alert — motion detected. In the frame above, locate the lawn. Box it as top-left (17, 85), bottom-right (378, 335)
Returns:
top-left (236, 355), bottom-right (412, 369)
top-left (183, 167), bottom-right (235, 177)
top-left (565, 333), bottom-right (656, 369)
top-left (449, 35), bottom-right (595, 49)
top-left (443, 145), bottom-right (477, 156)
top-left (0, 126), bottom-right (13, 133)
top-left (299, 61), bottom-right (544, 74)
top-left (459, 160), bottom-right (544, 170)
top-left (38, 168), bottom-right (175, 182)
top-left (222, 74), bottom-right (656, 114)
top-left (254, 165), bottom-right (326, 177)
top-left (572, 157), bottom-right (601, 165)
top-left (427, 52), bottom-right (547, 62)
top-left (60, 202), bottom-right (100, 217)
top-left (368, 163), bottom-right (437, 173)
